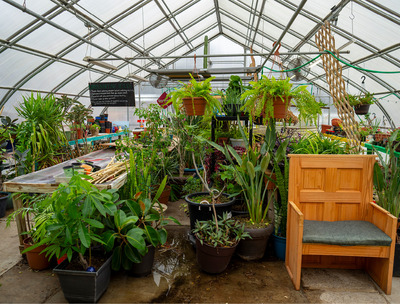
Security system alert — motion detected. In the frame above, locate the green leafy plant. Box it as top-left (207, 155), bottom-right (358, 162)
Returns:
top-left (102, 177), bottom-right (180, 270)
top-left (193, 212), bottom-right (249, 248)
top-left (289, 132), bottom-right (351, 154)
top-left (241, 76), bottom-right (306, 123)
top-left (22, 175), bottom-right (119, 270)
top-left (348, 92), bottom-right (375, 106)
top-left (292, 90), bottom-right (323, 125)
top-left (373, 130), bottom-right (400, 218)
top-left (204, 120), bottom-right (272, 226)
top-left (15, 93), bottom-right (68, 172)
top-left (168, 74), bottom-right (221, 117)
top-left (90, 124), bottom-right (101, 130)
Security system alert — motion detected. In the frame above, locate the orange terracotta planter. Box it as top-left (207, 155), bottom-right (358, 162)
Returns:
top-left (23, 238), bottom-right (50, 270)
top-left (331, 118), bottom-right (342, 127)
top-left (321, 124), bottom-right (332, 133)
top-left (182, 97), bottom-right (206, 116)
top-left (259, 96), bottom-right (291, 120)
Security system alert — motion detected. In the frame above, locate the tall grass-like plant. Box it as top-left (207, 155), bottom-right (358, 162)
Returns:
top-left (373, 130), bottom-right (400, 218)
top-left (289, 132), bottom-right (351, 154)
top-left (16, 93), bottom-right (67, 172)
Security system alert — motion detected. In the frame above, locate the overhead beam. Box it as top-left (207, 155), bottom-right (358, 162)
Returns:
top-left (259, 0), bottom-right (307, 69)
top-left (214, 0), bottom-right (223, 34)
top-left (250, 0), bottom-right (267, 49)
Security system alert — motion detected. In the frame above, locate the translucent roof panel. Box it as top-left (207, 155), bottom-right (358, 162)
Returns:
top-left (18, 23), bottom-right (77, 55)
top-left (0, 49), bottom-right (47, 87)
top-left (0, 0), bottom-right (399, 126)
top-left (111, 1), bottom-right (165, 39)
top-left (77, 0), bottom-right (141, 23)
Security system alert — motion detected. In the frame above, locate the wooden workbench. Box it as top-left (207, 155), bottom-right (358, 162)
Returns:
top-left (3, 148), bottom-right (127, 248)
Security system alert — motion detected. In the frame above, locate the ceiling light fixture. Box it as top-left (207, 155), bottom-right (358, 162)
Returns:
top-left (127, 73), bottom-right (148, 82)
top-left (83, 56), bottom-right (117, 70)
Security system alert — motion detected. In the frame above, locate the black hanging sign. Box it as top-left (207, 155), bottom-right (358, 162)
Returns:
top-left (89, 82), bottom-right (135, 107)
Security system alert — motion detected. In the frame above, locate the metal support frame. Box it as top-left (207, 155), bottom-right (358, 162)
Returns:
top-left (214, 0), bottom-right (223, 34)
top-left (260, 0), bottom-right (308, 69)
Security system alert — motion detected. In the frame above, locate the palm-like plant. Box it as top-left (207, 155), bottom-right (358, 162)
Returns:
top-left (16, 93), bottom-right (67, 172)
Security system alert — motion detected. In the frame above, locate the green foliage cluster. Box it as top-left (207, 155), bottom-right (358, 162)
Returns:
top-left (193, 212), bottom-right (249, 248)
top-left (293, 90), bottom-right (322, 125)
top-left (348, 92), bottom-right (375, 106)
top-left (373, 130), bottom-right (400, 217)
top-left (15, 93), bottom-right (68, 172)
top-left (241, 76), bottom-right (306, 123)
top-left (21, 175), bottom-right (119, 268)
top-left (103, 177), bottom-right (179, 271)
top-left (168, 74), bottom-right (221, 117)
top-left (289, 132), bottom-right (352, 154)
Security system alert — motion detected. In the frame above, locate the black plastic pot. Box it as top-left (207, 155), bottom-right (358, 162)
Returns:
top-left (195, 237), bottom-right (237, 274)
top-left (354, 104), bottom-right (370, 115)
top-left (236, 224), bottom-right (274, 261)
top-left (129, 245), bottom-right (155, 277)
top-left (0, 191), bottom-right (10, 218)
top-left (53, 255), bottom-right (112, 303)
top-left (185, 192), bottom-right (236, 231)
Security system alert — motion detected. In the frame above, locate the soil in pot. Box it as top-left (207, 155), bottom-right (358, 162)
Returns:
top-left (23, 237), bottom-right (51, 270)
top-left (195, 238), bottom-right (237, 274)
top-left (236, 221), bottom-right (274, 261)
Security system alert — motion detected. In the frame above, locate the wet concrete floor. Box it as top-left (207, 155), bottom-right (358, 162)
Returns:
top-left (1, 200), bottom-right (399, 303)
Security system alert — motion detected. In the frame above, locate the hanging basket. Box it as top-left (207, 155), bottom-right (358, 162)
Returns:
top-left (259, 96), bottom-right (291, 120)
top-left (354, 104), bottom-right (370, 115)
top-left (182, 97), bottom-right (206, 116)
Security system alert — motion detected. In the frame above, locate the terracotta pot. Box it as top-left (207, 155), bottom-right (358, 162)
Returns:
top-left (182, 97), bottom-right (207, 116)
top-left (375, 133), bottom-right (390, 142)
top-left (75, 129), bottom-right (83, 139)
top-left (321, 124), bottom-right (332, 133)
top-left (217, 137), bottom-right (229, 146)
top-left (105, 128), bottom-right (111, 133)
top-left (331, 118), bottom-right (342, 127)
top-left (264, 169), bottom-right (276, 190)
top-left (272, 96), bottom-right (291, 119)
top-left (354, 104), bottom-right (370, 115)
top-left (195, 237), bottom-right (237, 274)
top-left (157, 185), bottom-right (171, 205)
top-left (23, 238), bottom-right (50, 270)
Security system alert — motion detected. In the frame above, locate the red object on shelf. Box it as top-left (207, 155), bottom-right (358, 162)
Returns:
top-left (157, 92), bottom-right (171, 109)
top-left (331, 118), bottom-right (342, 127)
top-left (105, 128), bottom-right (110, 133)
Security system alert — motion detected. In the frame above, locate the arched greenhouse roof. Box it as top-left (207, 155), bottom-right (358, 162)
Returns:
top-left (0, 0), bottom-right (399, 126)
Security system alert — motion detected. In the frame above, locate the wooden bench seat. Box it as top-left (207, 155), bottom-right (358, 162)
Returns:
top-left (285, 154), bottom-right (397, 295)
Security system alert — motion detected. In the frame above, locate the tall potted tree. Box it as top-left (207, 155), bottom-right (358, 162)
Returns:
top-left (24, 175), bottom-right (119, 303)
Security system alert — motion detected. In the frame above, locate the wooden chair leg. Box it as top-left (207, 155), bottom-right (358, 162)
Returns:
top-left (366, 256), bottom-right (394, 295)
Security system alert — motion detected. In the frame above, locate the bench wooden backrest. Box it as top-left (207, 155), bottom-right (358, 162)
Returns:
top-left (288, 154), bottom-right (376, 222)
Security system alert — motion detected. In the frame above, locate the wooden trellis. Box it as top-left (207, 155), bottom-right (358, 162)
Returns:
top-left (315, 21), bottom-right (361, 151)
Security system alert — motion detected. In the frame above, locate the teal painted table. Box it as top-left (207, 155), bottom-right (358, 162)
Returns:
top-left (68, 131), bottom-right (128, 146)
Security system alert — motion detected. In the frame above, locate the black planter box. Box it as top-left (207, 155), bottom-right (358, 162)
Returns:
top-left (53, 255), bottom-right (112, 303)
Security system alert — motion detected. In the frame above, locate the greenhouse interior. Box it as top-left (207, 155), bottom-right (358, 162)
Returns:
top-left (0, 0), bottom-right (400, 303)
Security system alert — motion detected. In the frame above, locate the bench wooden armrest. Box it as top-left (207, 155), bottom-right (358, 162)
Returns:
top-left (286, 201), bottom-right (304, 290)
top-left (366, 202), bottom-right (397, 239)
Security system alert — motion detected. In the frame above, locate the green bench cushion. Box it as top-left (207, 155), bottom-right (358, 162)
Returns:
top-left (303, 220), bottom-right (392, 246)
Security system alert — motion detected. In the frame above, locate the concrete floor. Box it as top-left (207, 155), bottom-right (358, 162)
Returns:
top-left (1, 201), bottom-right (400, 303)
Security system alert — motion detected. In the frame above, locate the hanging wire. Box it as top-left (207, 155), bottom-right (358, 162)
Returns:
top-left (262, 51), bottom-right (400, 74)
top-left (85, 24), bottom-right (93, 83)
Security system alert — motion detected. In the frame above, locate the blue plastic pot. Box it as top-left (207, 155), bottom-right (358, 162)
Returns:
top-left (272, 234), bottom-right (286, 261)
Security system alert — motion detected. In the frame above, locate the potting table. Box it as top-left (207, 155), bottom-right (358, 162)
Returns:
top-left (68, 130), bottom-right (128, 146)
top-left (3, 148), bottom-right (127, 250)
